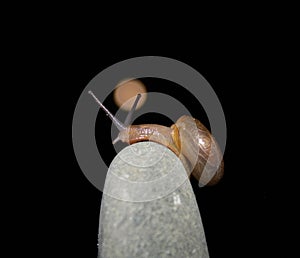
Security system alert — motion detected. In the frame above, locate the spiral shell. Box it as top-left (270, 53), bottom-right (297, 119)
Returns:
top-left (174, 116), bottom-right (224, 185)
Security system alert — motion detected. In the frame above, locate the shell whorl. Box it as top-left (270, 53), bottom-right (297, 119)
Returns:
top-left (174, 115), bottom-right (224, 185)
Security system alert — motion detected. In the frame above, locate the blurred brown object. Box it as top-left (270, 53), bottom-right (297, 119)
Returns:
top-left (114, 79), bottom-right (147, 111)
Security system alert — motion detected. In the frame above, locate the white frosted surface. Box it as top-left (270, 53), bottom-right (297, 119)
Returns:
top-left (98, 142), bottom-right (209, 258)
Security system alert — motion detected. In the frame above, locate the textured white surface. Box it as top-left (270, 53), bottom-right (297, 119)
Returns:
top-left (98, 142), bottom-right (209, 258)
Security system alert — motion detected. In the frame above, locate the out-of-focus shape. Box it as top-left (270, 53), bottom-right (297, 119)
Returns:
top-left (114, 79), bottom-right (147, 111)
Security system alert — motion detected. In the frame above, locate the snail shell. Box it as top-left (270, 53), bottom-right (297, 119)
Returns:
top-left (174, 116), bottom-right (224, 185)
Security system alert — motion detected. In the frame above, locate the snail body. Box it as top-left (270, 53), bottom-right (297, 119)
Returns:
top-left (89, 91), bottom-right (224, 186)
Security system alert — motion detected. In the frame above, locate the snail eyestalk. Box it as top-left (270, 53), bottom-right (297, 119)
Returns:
top-left (88, 91), bottom-right (142, 145)
top-left (124, 94), bottom-right (141, 127)
top-left (88, 90), bottom-right (126, 131)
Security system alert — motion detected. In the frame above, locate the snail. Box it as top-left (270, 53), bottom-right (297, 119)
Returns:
top-left (89, 91), bottom-right (224, 186)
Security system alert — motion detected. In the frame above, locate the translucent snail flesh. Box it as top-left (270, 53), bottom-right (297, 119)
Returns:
top-left (89, 91), bottom-right (224, 186)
